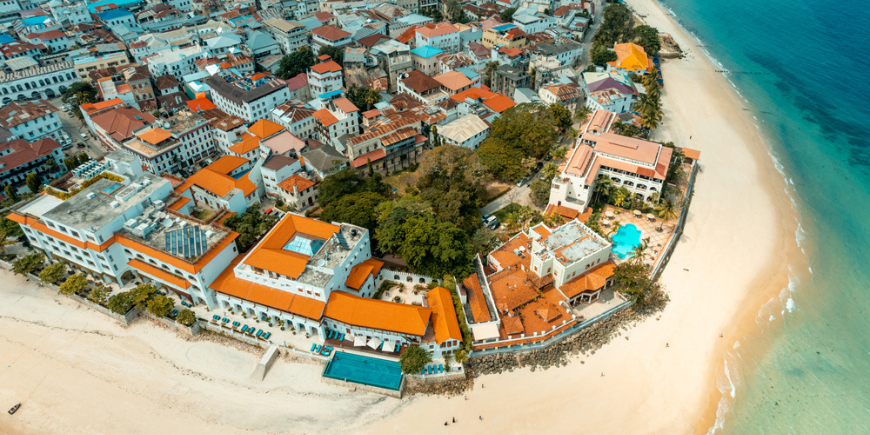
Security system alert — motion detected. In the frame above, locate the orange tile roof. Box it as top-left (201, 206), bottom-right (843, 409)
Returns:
top-left (682, 147), bottom-right (701, 160)
top-left (324, 291), bottom-right (432, 336)
top-left (186, 97), bottom-right (216, 112)
top-left (310, 60), bottom-right (342, 74)
top-left (449, 87), bottom-right (516, 113)
top-left (345, 258), bottom-right (384, 290)
top-left (186, 156), bottom-right (257, 197)
top-left (312, 108), bottom-right (339, 127)
top-left (416, 21), bottom-right (459, 38)
top-left (277, 174), bottom-right (316, 193)
top-left (228, 136), bottom-right (261, 155)
top-left (559, 262), bottom-right (616, 298)
top-left (502, 316), bottom-right (524, 335)
top-left (463, 273), bottom-right (492, 323)
top-left (332, 97), bottom-right (358, 113)
top-left (498, 47), bottom-right (522, 57)
top-left (247, 118), bottom-right (285, 139)
top-left (243, 214), bottom-right (339, 279)
top-left (210, 256), bottom-right (326, 320)
top-left (81, 98), bottom-right (124, 114)
top-left (426, 286), bottom-right (463, 344)
top-left (167, 196), bottom-right (191, 211)
top-left (128, 259), bottom-right (191, 289)
top-left (608, 42), bottom-right (652, 72)
top-left (136, 127), bottom-right (172, 145)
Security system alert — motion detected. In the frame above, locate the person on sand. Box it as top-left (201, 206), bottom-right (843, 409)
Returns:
top-left (666, 343), bottom-right (669, 347)
top-left (452, 417), bottom-right (456, 423)
top-left (444, 422), bottom-right (448, 426)
top-left (601, 372), bottom-right (605, 377)
top-left (479, 416), bottom-right (483, 421)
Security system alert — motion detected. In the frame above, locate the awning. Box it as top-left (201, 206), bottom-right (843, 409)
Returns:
top-left (381, 340), bottom-right (395, 353)
top-left (354, 335), bottom-right (366, 346)
top-left (367, 337), bottom-right (382, 350)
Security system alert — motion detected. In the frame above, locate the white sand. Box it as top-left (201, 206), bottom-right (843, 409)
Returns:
top-left (0, 2), bottom-right (798, 434)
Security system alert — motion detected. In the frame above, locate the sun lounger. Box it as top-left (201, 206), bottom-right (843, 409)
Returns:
top-left (322, 348), bottom-right (331, 356)
top-left (315, 345), bottom-right (321, 353)
top-left (439, 364), bottom-right (443, 373)
top-left (310, 343), bottom-right (317, 352)
top-left (222, 318), bottom-right (229, 323)
top-left (233, 321), bottom-right (240, 327)
top-left (263, 332), bottom-right (271, 339)
top-left (241, 325), bottom-right (248, 333)
top-left (171, 309), bottom-right (178, 317)
top-left (212, 315), bottom-right (220, 320)
top-left (339, 333), bottom-right (345, 341)
top-left (395, 343), bottom-right (400, 352)
top-left (256, 330), bottom-right (263, 337)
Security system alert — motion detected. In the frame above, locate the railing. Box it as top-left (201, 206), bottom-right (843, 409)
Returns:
top-left (649, 161), bottom-right (699, 278)
top-left (469, 299), bottom-right (632, 357)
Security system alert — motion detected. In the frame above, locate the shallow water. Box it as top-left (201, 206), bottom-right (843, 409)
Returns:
top-left (652, 0), bottom-right (870, 432)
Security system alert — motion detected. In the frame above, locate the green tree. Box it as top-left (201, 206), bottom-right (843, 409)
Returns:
top-left (592, 177), bottom-right (614, 205)
top-left (59, 273), bottom-right (89, 295)
top-left (0, 231), bottom-right (15, 253)
top-left (146, 294), bottom-right (175, 317)
top-left (276, 46), bottom-right (316, 79)
top-left (39, 262), bottom-right (66, 284)
top-left (177, 309), bottom-right (197, 326)
top-left (477, 138), bottom-right (526, 181)
top-left (346, 84), bottom-right (381, 110)
top-left (88, 285), bottom-right (110, 305)
top-left (593, 4), bottom-right (634, 47)
top-left (77, 153), bottom-right (89, 166)
top-left (222, 205), bottom-right (280, 251)
top-left (591, 43), bottom-right (617, 66)
top-left (631, 239), bottom-right (649, 265)
top-left (317, 167), bottom-right (388, 208)
top-left (25, 172), bottom-right (41, 194)
top-left (4, 185), bottom-right (17, 202)
top-left (611, 186), bottom-right (630, 207)
top-left (399, 344), bottom-right (432, 374)
top-left (500, 7), bottom-right (517, 22)
top-left (541, 162), bottom-right (559, 182)
top-left (470, 227), bottom-right (497, 255)
top-left (431, 125), bottom-right (441, 147)
top-left (641, 103), bottom-right (663, 130)
top-left (633, 25), bottom-right (661, 56)
top-left (377, 210), bottom-right (474, 278)
top-left (107, 291), bottom-right (136, 314)
top-left (12, 252), bottom-right (44, 275)
top-left (319, 192), bottom-right (385, 230)
top-left (61, 81), bottom-right (97, 107)
top-left (0, 216), bottom-right (23, 238)
top-left (655, 199), bottom-right (677, 230)
top-left (130, 283), bottom-right (158, 310)
top-left (548, 103), bottom-right (572, 132)
top-left (613, 261), bottom-right (657, 304)
top-left (317, 45), bottom-right (345, 66)
top-left (529, 179), bottom-right (551, 208)
top-left (574, 105), bottom-right (592, 123)
top-left (63, 158), bottom-right (76, 171)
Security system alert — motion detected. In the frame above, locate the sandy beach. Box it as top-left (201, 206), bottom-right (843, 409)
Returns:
top-left (0, 1), bottom-right (799, 434)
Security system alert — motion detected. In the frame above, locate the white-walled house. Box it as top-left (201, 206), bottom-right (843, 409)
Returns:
top-left (0, 100), bottom-right (63, 142)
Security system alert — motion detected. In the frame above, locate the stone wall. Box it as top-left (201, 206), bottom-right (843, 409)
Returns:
top-left (320, 375), bottom-right (404, 399)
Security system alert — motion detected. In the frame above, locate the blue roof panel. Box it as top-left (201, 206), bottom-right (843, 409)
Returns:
top-left (0, 35), bottom-right (15, 44)
top-left (411, 45), bottom-right (444, 59)
top-left (97, 8), bottom-right (133, 20)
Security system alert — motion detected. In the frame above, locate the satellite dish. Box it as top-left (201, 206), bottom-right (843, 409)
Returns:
top-left (163, 218), bottom-right (173, 227)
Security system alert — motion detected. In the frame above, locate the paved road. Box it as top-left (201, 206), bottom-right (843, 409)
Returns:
top-left (48, 97), bottom-right (109, 160)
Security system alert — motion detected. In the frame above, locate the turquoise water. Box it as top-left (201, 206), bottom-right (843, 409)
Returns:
top-left (651, 0), bottom-right (870, 432)
top-left (611, 223), bottom-right (642, 259)
top-left (102, 183), bottom-right (122, 194)
top-left (322, 351), bottom-right (404, 390)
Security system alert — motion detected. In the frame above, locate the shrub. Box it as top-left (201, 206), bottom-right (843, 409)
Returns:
top-left (399, 345), bottom-right (432, 374)
top-left (87, 285), bottom-right (110, 305)
top-left (146, 294), bottom-right (175, 318)
top-left (12, 252), bottom-right (44, 275)
top-left (39, 262), bottom-right (66, 284)
top-left (130, 283), bottom-right (157, 309)
top-left (107, 291), bottom-right (135, 314)
top-left (426, 281), bottom-right (439, 290)
top-left (59, 273), bottom-right (89, 296)
top-left (176, 309), bottom-right (196, 326)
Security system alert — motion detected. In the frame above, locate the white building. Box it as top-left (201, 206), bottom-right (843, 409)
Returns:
top-left (261, 155), bottom-right (303, 196)
top-left (0, 61), bottom-right (77, 103)
top-left (0, 138), bottom-right (64, 193)
top-left (0, 100), bottom-right (63, 142)
top-left (121, 109), bottom-right (217, 175)
top-left (307, 60), bottom-right (342, 98)
top-left (437, 114), bottom-right (488, 150)
top-left (146, 45), bottom-right (206, 83)
top-left (23, 30), bottom-right (70, 54)
top-left (176, 155), bottom-right (262, 214)
top-left (270, 102), bottom-right (317, 139)
top-left (549, 129), bottom-right (673, 212)
top-left (414, 22), bottom-right (460, 54)
top-left (262, 18), bottom-right (306, 54)
top-left (310, 25), bottom-right (352, 51)
top-left (206, 74), bottom-right (291, 122)
top-left (9, 152), bottom-right (240, 306)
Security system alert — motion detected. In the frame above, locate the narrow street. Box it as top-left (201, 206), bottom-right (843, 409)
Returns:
top-left (47, 97), bottom-right (110, 161)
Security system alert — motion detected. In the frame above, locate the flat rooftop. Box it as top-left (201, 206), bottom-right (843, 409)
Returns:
top-left (536, 221), bottom-right (610, 264)
top-left (118, 204), bottom-right (232, 264)
top-left (42, 173), bottom-right (167, 231)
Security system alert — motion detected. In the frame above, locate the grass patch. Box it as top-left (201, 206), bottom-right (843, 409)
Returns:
top-left (493, 202), bottom-right (522, 222)
top-left (485, 184), bottom-right (511, 202)
top-left (194, 209), bottom-right (214, 221)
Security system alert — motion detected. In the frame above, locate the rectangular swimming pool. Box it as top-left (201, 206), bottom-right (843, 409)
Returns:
top-left (102, 182), bottom-right (123, 194)
top-left (322, 351), bottom-right (403, 391)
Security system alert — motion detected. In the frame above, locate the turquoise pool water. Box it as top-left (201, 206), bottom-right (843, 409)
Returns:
top-left (611, 224), bottom-right (642, 259)
top-left (102, 183), bottom-right (122, 194)
top-left (322, 351), bottom-right (403, 391)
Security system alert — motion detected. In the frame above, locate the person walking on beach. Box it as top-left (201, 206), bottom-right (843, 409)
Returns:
top-left (601, 372), bottom-right (605, 377)
top-left (452, 417), bottom-right (456, 423)
top-left (479, 416), bottom-right (483, 421)
top-left (666, 343), bottom-right (669, 347)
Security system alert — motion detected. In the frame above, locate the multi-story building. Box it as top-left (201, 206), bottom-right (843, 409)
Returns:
top-left (310, 25), bottom-right (352, 51)
top-left (312, 97), bottom-right (359, 144)
top-left (23, 30), bottom-right (70, 53)
top-left (491, 65), bottom-right (530, 98)
top-left (276, 173), bottom-right (317, 210)
top-left (437, 114), bottom-right (488, 150)
top-left (96, 8), bottom-right (135, 27)
top-left (74, 52), bottom-right (131, 82)
top-left (368, 38), bottom-right (412, 92)
top-left (307, 60), bottom-right (342, 98)
top-left (121, 109), bottom-right (217, 175)
top-left (539, 82), bottom-right (582, 112)
top-left (410, 45), bottom-right (442, 77)
top-left (549, 128), bottom-right (673, 212)
top-left (262, 18), bottom-right (306, 54)
top-left (270, 102), bottom-right (317, 139)
top-left (0, 137), bottom-right (64, 193)
top-left (582, 71), bottom-right (638, 114)
top-left (47, 1), bottom-right (92, 25)
top-left (9, 152), bottom-right (240, 305)
top-left (512, 10), bottom-right (552, 34)
top-left (0, 100), bottom-right (62, 142)
top-left (482, 23), bottom-right (528, 50)
top-left (344, 110), bottom-right (426, 175)
top-left (0, 0), bottom-right (21, 14)
top-left (607, 42), bottom-right (653, 76)
top-left (261, 155), bottom-right (303, 196)
top-left (206, 74), bottom-right (290, 122)
top-left (201, 108), bottom-right (247, 152)
top-left (145, 45), bottom-right (205, 83)
top-left (398, 70), bottom-right (447, 104)
top-left (0, 61), bottom-right (77, 103)
top-left (414, 22), bottom-right (459, 53)
top-left (90, 105), bottom-right (157, 151)
top-left (534, 41), bottom-right (583, 67)
top-left (175, 155), bottom-right (262, 214)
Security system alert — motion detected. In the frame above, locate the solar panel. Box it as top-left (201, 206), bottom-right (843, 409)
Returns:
top-left (334, 232), bottom-right (349, 250)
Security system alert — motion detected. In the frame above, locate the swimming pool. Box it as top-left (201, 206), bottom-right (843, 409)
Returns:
top-left (322, 351), bottom-right (403, 391)
top-left (611, 223), bottom-right (642, 259)
top-left (102, 182), bottom-right (123, 194)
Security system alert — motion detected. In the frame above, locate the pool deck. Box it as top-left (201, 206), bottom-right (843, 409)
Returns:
top-left (601, 205), bottom-right (677, 267)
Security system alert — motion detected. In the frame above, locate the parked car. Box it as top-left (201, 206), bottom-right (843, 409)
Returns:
top-left (484, 216), bottom-right (499, 230)
top-left (79, 133), bottom-right (87, 139)
top-left (76, 143), bottom-right (85, 149)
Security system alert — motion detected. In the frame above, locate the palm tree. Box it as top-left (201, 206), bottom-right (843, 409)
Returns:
top-left (574, 105), bottom-right (592, 123)
top-left (611, 119), bottom-right (625, 134)
top-left (635, 93), bottom-right (656, 115)
top-left (611, 187), bottom-right (628, 208)
top-left (0, 231), bottom-right (15, 254)
top-left (655, 199), bottom-right (677, 230)
top-left (631, 239), bottom-right (649, 265)
top-left (542, 162), bottom-right (559, 181)
top-left (607, 220), bottom-right (622, 237)
top-left (363, 89), bottom-right (379, 110)
top-left (640, 105), bottom-right (663, 130)
top-left (592, 177), bottom-right (614, 205)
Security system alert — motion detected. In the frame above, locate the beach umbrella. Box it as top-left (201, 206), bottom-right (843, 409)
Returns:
top-left (647, 213), bottom-right (655, 221)
top-left (367, 337), bottom-right (382, 350)
top-left (353, 335), bottom-right (366, 346)
top-left (605, 211), bottom-right (614, 218)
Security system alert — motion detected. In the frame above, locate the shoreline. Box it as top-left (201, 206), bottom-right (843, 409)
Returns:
top-left (623, 0), bottom-right (807, 433)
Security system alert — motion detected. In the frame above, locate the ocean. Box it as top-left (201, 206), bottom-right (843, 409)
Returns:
top-left (650, 0), bottom-right (870, 432)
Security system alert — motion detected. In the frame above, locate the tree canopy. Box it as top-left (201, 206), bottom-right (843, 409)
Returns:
top-left (317, 45), bottom-right (345, 66)
top-left (634, 25), bottom-right (661, 56)
top-left (377, 209), bottom-right (474, 278)
top-left (13, 252), bottom-right (43, 275)
top-left (177, 309), bottom-right (197, 326)
top-left (61, 81), bottom-right (97, 107)
top-left (318, 167), bottom-right (389, 208)
top-left (477, 103), bottom-right (560, 181)
top-left (146, 294), bottom-right (175, 317)
top-left (88, 285), bottom-right (110, 305)
top-left (500, 7), bottom-right (517, 22)
top-left (529, 180), bottom-right (551, 208)
top-left (399, 344), bottom-right (432, 374)
top-left (130, 283), bottom-right (158, 310)
top-left (319, 192), bottom-right (385, 230)
top-left (613, 261), bottom-right (661, 305)
top-left (223, 205), bottom-right (280, 252)
top-left (0, 215), bottom-right (23, 238)
top-left (39, 262), bottom-right (66, 284)
top-left (346, 84), bottom-right (381, 111)
top-left (415, 146), bottom-right (488, 234)
top-left (593, 4), bottom-right (635, 47)
top-left (591, 43), bottom-right (618, 66)
top-left (26, 172), bottom-right (41, 194)
top-left (276, 46), bottom-right (316, 79)
top-left (107, 291), bottom-right (135, 314)
top-left (59, 273), bottom-right (89, 295)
